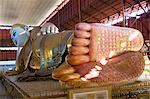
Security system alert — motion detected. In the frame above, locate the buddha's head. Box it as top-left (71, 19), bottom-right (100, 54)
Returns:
top-left (10, 24), bottom-right (30, 47)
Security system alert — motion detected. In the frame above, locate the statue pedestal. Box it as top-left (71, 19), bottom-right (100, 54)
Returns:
top-left (1, 75), bottom-right (111, 99)
top-left (1, 75), bottom-right (150, 98)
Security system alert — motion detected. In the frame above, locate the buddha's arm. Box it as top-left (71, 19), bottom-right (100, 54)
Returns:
top-left (5, 48), bottom-right (26, 75)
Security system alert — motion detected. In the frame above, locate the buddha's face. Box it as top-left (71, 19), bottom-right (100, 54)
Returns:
top-left (11, 26), bottom-right (29, 47)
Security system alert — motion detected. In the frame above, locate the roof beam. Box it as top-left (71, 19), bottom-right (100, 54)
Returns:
top-left (81, 10), bottom-right (101, 22)
top-left (83, 3), bottom-right (109, 21)
top-left (133, 0), bottom-right (147, 14)
top-left (98, 0), bottom-right (120, 13)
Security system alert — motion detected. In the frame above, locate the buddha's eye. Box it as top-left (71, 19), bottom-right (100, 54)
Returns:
top-left (13, 31), bottom-right (16, 37)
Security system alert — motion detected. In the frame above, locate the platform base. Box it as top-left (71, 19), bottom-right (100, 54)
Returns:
top-left (1, 75), bottom-right (112, 99)
top-left (1, 75), bottom-right (67, 98)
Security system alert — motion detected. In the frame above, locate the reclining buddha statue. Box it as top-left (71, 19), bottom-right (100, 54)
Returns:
top-left (6, 22), bottom-right (145, 87)
top-left (6, 22), bottom-right (73, 81)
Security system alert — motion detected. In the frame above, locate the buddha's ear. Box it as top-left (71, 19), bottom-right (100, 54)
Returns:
top-left (25, 25), bottom-right (30, 36)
